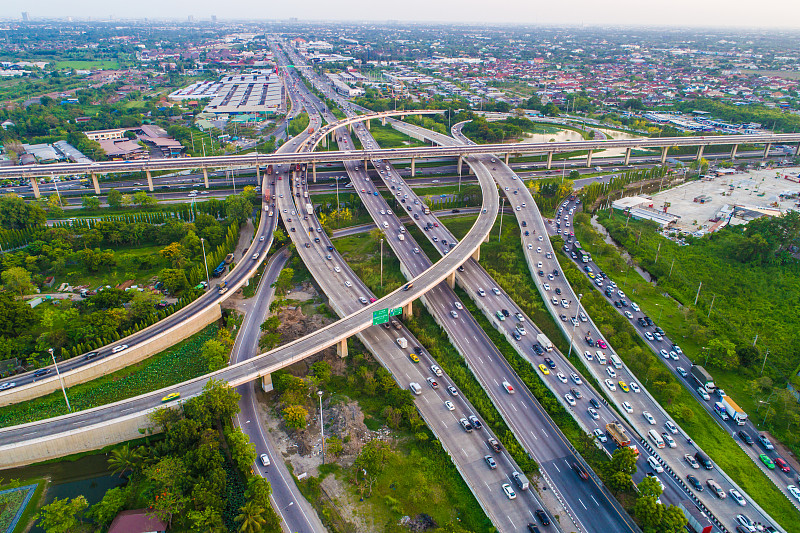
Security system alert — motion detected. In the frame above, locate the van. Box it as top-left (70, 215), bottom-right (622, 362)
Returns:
top-left (512, 471), bottom-right (529, 491)
top-left (648, 429), bottom-right (665, 449)
top-left (396, 337), bottom-right (408, 349)
top-left (596, 352), bottom-right (607, 365)
top-left (409, 382), bottom-right (421, 395)
top-left (610, 354), bottom-right (622, 369)
top-left (695, 451), bottom-right (713, 470)
top-left (647, 456), bottom-right (664, 473)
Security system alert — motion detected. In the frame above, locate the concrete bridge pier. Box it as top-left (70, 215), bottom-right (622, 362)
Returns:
top-left (504, 153), bottom-right (509, 165)
top-left (457, 155), bottom-right (463, 176)
top-left (381, 116), bottom-right (386, 126)
top-left (336, 338), bottom-right (348, 358)
top-left (730, 144), bottom-right (739, 160)
top-left (446, 271), bottom-right (456, 289)
top-left (696, 145), bottom-right (705, 162)
top-left (402, 301), bottom-right (413, 320)
top-left (322, 133), bottom-right (327, 149)
top-left (261, 373), bottom-right (273, 392)
top-left (312, 162), bottom-right (316, 183)
top-left (366, 119), bottom-right (371, 131)
top-left (146, 170), bottom-right (154, 192)
top-left (624, 147), bottom-right (631, 166)
top-left (546, 152), bottom-right (553, 170)
top-left (660, 146), bottom-right (669, 165)
top-left (472, 246), bottom-right (481, 261)
top-left (411, 157), bottom-right (416, 177)
top-left (203, 168), bottom-right (210, 188)
top-left (796, 143), bottom-right (800, 157)
top-left (91, 173), bottom-right (101, 195)
top-left (255, 165), bottom-right (261, 182)
top-left (763, 143), bottom-right (772, 159)
top-left (30, 178), bottom-right (41, 199)
top-left (586, 149), bottom-right (594, 168)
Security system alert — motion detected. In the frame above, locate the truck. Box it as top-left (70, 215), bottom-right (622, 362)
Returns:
top-left (606, 422), bottom-right (639, 455)
top-left (396, 337), bottom-right (408, 349)
top-left (721, 396), bottom-right (747, 425)
top-left (713, 402), bottom-right (730, 421)
top-left (263, 190), bottom-right (272, 203)
top-left (512, 471), bottom-right (529, 491)
top-left (217, 281), bottom-right (228, 294)
top-left (572, 242), bottom-right (591, 263)
top-left (677, 499), bottom-right (712, 533)
top-left (212, 261), bottom-right (227, 277)
top-left (423, 206), bottom-right (431, 215)
top-left (690, 365), bottom-right (715, 392)
top-left (305, 203), bottom-right (314, 215)
top-left (398, 233), bottom-right (405, 241)
top-left (536, 333), bottom-right (553, 352)
top-left (224, 253), bottom-right (235, 264)
top-left (266, 164), bottom-right (273, 175)
top-left (610, 354), bottom-right (622, 369)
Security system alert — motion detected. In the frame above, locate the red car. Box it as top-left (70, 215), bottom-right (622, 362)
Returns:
top-left (597, 340), bottom-right (608, 349)
top-left (774, 457), bottom-right (791, 473)
top-left (369, 297), bottom-right (377, 303)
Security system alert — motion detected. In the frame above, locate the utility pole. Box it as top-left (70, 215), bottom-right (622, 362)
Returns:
top-left (318, 391), bottom-right (325, 464)
top-left (498, 197), bottom-right (506, 241)
top-left (760, 349), bottom-right (770, 376)
top-left (753, 334), bottom-right (758, 347)
top-left (655, 241), bottom-right (661, 264)
top-left (200, 237), bottom-right (210, 288)
top-left (380, 238), bottom-right (384, 288)
top-left (49, 348), bottom-right (71, 412)
top-left (694, 281), bottom-right (702, 306)
top-left (708, 294), bottom-right (715, 318)
top-left (669, 257), bottom-right (675, 279)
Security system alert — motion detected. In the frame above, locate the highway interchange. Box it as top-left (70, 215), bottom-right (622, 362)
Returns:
top-left (0, 41), bottom-right (796, 533)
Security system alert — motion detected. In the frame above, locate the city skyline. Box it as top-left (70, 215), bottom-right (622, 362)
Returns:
top-left (5, 0), bottom-right (800, 29)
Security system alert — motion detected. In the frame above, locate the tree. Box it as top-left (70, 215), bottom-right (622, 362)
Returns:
top-left (326, 436), bottom-right (343, 457)
top-left (0, 292), bottom-right (35, 335)
top-left (736, 344), bottom-right (759, 368)
top-left (634, 495), bottom-right (662, 530)
top-left (354, 440), bottom-right (391, 496)
top-left (660, 505), bottom-right (689, 533)
top-left (160, 242), bottom-right (187, 268)
top-left (188, 507), bottom-right (226, 532)
top-left (129, 291), bottom-right (160, 322)
top-left (272, 268), bottom-right (294, 296)
top-left (89, 486), bottom-right (128, 527)
top-left (200, 339), bottom-right (228, 371)
top-left (605, 447), bottom-right (637, 491)
top-left (542, 102), bottom-right (560, 116)
top-left (236, 500), bottom-right (267, 533)
top-left (638, 475), bottom-right (663, 499)
top-left (185, 379), bottom-right (241, 429)
top-left (36, 496), bottom-right (89, 533)
top-left (159, 268), bottom-right (189, 294)
top-left (107, 188), bottom-right (123, 208)
top-left (133, 190), bottom-right (156, 207)
top-left (282, 404), bottom-right (308, 430)
top-left (2, 266), bottom-right (34, 296)
top-left (0, 194), bottom-right (46, 229)
top-left (706, 338), bottom-right (738, 370)
top-left (226, 193), bottom-right (253, 224)
top-left (108, 443), bottom-right (143, 477)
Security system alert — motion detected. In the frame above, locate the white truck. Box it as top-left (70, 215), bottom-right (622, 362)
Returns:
top-left (396, 337), bottom-right (408, 349)
top-left (721, 396), bottom-right (748, 425)
top-left (398, 233), bottom-right (405, 241)
top-left (536, 333), bottom-right (553, 352)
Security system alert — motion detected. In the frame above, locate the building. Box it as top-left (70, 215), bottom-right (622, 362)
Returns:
top-left (108, 509), bottom-right (167, 533)
top-left (612, 196), bottom-right (680, 227)
top-left (84, 129), bottom-right (126, 142)
top-left (171, 73), bottom-right (283, 118)
top-left (53, 140), bottom-right (92, 163)
top-left (133, 125), bottom-right (183, 158)
top-left (326, 73), bottom-right (365, 97)
top-left (22, 143), bottom-right (63, 163)
top-left (96, 138), bottom-right (147, 160)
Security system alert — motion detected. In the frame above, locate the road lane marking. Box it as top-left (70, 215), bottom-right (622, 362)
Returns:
top-left (591, 495), bottom-right (599, 506)
top-left (541, 428), bottom-right (548, 438)
top-left (553, 463), bottom-right (560, 472)
top-left (579, 498), bottom-right (587, 510)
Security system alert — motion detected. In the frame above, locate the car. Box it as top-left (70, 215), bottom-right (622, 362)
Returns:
top-left (431, 364), bottom-right (442, 376)
top-left (659, 349), bottom-right (669, 359)
top-left (544, 357), bottom-right (556, 369)
top-left (502, 483), bottom-right (516, 499)
top-left (597, 340), bottom-right (607, 349)
top-left (0, 381), bottom-right (16, 390)
top-left (624, 310), bottom-right (633, 319)
top-left (453, 301), bottom-right (463, 310)
top-left (629, 382), bottom-right (640, 393)
top-left (492, 287), bottom-right (501, 296)
top-left (589, 398), bottom-right (600, 409)
top-left (707, 479), bottom-right (726, 499)
top-left (570, 387), bottom-right (582, 399)
top-left (573, 462), bottom-right (589, 480)
top-left (448, 386), bottom-right (458, 396)
top-left (485, 455), bottom-right (497, 469)
top-left (543, 283), bottom-right (550, 291)
top-left (676, 366), bottom-right (688, 377)
top-left (758, 434), bottom-right (774, 450)
top-left (535, 509), bottom-right (550, 526)
top-left (662, 433), bottom-right (676, 448)
top-left (588, 406), bottom-right (600, 419)
top-left (426, 377), bottom-right (439, 389)
top-left (565, 393), bottom-right (576, 406)
top-left (527, 524), bottom-right (541, 533)
top-left (604, 379), bottom-right (616, 391)
top-left (583, 351), bottom-right (593, 361)
top-left (738, 431), bottom-right (754, 445)
top-left (571, 373), bottom-right (582, 385)
top-left (685, 454), bottom-right (700, 469)
top-left (495, 311), bottom-right (506, 321)
top-left (736, 514), bottom-right (756, 532)
top-left (260, 454), bottom-right (271, 467)
top-left (515, 312), bottom-right (524, 322)
top-left (503, 381), bottom-right (515, 393)
top-left (556, 372), bottom-right (568, 384)
top-left (539, 364), bottom-right (550, 375)
top-left (444, 400), bottom-right (455, 411)
top-left (359, 296), bottom-right (368, 304)
top-left (622, 401), bottom-right (633, 413)
top-left (593, 428), bottom-right (607, 442)
top-left (647, 456), bottom-right (664, 473)
top-left (665, 421), bottom-right (678, 434)
top-left (112, 344), bottom-right (128, 353)
top-left (760, 454), bottom-right (776, 469)
top-left (631, 302), bottom-right (640, 312)
top-left (787, 485), bottom-right (800, 501)
top-left (459, 418), bottom-right (473, 432)
top-left (450, 310), bottom-right (459, 319)
top-left (697, 387), bottom-right (710, 401)
top-left (251, 252), bottom-right (260, 260)
top-left (84, 351), bottom-right (100, 361)
top-left (606, 367), bottom-right (617, 378)
top-left (161, 392), bottom-right (180, 403)
top-left (334, 266), bottom-right (341, 273)
top-left (687, 474), bottom-right (704, 492)
top-left (408, 353), bottom-right (420, 363)
top-left (643, 411), bottom-right (656, 424)
top-left (644, 332), bottom-right (654, 341)
top-left (730, 488), bottom-right (747, 506)
top-left (477, 288), bottom-right (486, 297)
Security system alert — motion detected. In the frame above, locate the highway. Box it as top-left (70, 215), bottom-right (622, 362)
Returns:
top-left (447, 122), bottom-right (785, 533)
top-left (554, 197), bottom-right (800, 514)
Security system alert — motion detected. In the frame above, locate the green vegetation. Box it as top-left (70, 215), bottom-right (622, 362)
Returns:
top-left (675, 98), bottom-right (800, 134)
top-left (0, 321), bottom-right (225, 428)
top-left (332, 231), bottom-right (406, 298)
top-left (462, 115), bottom-right (587, 144)
top-left (33, 381), bottom-right (280, 532)
top-left (288, 112), bottom-right (310, 137)
top-left (366, 120), bottom-right (427, 148)
top-left (564, 214), bottom-right (800, 532)
top-left (53, 60), bottom-right (120, 70)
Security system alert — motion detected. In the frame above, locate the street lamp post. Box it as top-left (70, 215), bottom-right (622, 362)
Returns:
top-left (200, 238), bottom-right (210, 289)
top-left (567, 294), bottom-right (583, 359)
top-left (49, 348), bottom-right (71, 412)
top-left (318, 391), bottom-right (325, 465)
top-left (498, 197), bottom-right (506, 241)
top-left (380, 238), bottom-right (384, 288)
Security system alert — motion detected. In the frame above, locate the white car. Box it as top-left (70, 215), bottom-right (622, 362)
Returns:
top-left (624, 311), bottom-right (633, 319)
top-left (502, 483), bottom-right (516, 500)
top-left (730, 489), bottom-right (747, 506)
top-left (565, 393), bottom-right (576, 406)
top-left (593, 428), bottom-right (607, 442)
top-left (334, 266), bottom-right (341, 273)
top-left (629, 382), bottom-right (640, 393)
top-left (588, 407), bottom-right (600, 420)
top-left (606, 367), bottom-right (617, 378)
top-left (537, 247), bottom-right (542, 253)
top-left (787, 485), bottom-right (800, 501)
top-left (112, 344), bottom-right (128, 353)
top-left (630, 302), bottom-right (640, 312)
top-left (665, 421), bottom-right (678, 434)
top-left (260, 454), bottom-right (271, 466)
top-left (431, 365), bottom-right (442, 376)
top-left (492, 287), bottom-right (501, 295)
top-left (551, 296), bottom-right (559, 305)
top-left (676, 366), bottom-right (687, 377)
top-left (454, 302), bottom-right (463, 310)
top-left (643, 411), bottom-right (656, 425)
top-left (527, 243), bottom-right (533, 249)
top-left (537, 261), bottom-right (543, 268)
top-left (556, 372), bottom-right (568, 384)
top-left (663, 433), bottom-right (676, 448)
top-left (344, 281), bottom-right (352, 288)
top-left (543, 283), bottom-right (550, 291)
top-left (644, 332), bottom-right (654, 341)
top-left (604, 379), bottom-right (616, 391)
top-left (622, 401), bottom-right (633, 414)
top-left (697, 387), bottom-right (710, 401)
top-left (450, 310), bottom-right (459, 319)
top-left (444, 400), bottom-right (455, 411)
top-left (571, 373), bottom-right (582, 385)
top-left (647, 456), bottom-right (664, 473)
top-left (583, 351), bottom-right (593, 361)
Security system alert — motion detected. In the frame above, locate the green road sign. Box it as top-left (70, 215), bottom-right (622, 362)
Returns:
top-left (372, 307), bottom-right (403, 325)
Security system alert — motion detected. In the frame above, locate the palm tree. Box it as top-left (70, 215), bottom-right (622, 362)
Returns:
top-left (235, 500), bottom-right (266, 533)
top-left (108, 444), bottom-right (143, 477)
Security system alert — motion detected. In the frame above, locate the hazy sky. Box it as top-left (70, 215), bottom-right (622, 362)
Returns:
top-left (6, 0), bottom-right (800, 29)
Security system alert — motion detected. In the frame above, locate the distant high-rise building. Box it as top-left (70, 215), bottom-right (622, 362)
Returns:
top-left (21, 12), bottom-right (29, 21)
top-left (188, 15), bottom-right (194, 22)
top-left (211, 15), bottom-right (217, 22)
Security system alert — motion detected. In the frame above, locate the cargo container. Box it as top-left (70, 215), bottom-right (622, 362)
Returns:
top-left (677, 499), bottom-right (712, 533)
top-left (536, 333), bottom-right (553, 352)
top-left (690, 365), bottom-right (715, 391)
top-left (721, 396), bottom-right (747, 425)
